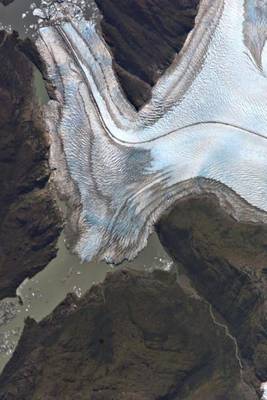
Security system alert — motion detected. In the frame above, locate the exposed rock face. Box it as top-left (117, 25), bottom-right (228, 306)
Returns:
top-left (0, 269), bottom-right (257, 400)
top-left (95, 0), bottom-right (200, 108)
top-left (0, 31), bottom-right (61, 299)
top-left (157, 196), bottom-right (267, 396)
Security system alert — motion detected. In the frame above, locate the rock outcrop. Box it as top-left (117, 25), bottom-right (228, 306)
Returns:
top-left (157, 196), bottom-right (267, 396)
top-left (95, 0), bottom-right (200, 108)
top-left (0, 31), bottom-right (61, 299)
top-left (0, 268), bottom-right (257, 400)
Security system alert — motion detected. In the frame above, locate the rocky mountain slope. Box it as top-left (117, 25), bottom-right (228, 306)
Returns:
top-left (0, 31), bottom-right (61, 299)
top-left (0, 268), bottom-right (256, 400)
top-left (157, 196), bottom-right (267, 395)
top-left (95, 0), bottom-right (200, 108)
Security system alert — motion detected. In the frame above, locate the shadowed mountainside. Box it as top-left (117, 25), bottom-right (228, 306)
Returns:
top-left (95, 0), bottom-right (199, 108)
top-left (0, 31), bottom-right (61, 299)
top-left (0, 268), bottom-right (257, 400)
top-left (157, 196), bottom-right (267, 395)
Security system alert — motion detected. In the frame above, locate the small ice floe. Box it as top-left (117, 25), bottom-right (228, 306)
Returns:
top-left (154, 257), bottom-right (174, 272)
top-left (0, 328), bottom-right (21, 356)
top-left (32, 8), bottom-right (46, 19)
top-left (0, 299), bottom-right (20, 328)
top-left (72, 286), bottom-right (82, 298)
top-left (0, 23), bottom-right (12, 33)
top-left (261, 382), bottom-right (267, 400)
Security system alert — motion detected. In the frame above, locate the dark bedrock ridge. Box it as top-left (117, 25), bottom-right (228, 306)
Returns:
top-left (0, 31), bottom-right (61, 300)
top-left (157, 196), bottom-right (267, 397)
top-left (0, 268), bottom-right (257, 400)
top-left (95, 0), bottom-right (200, 109)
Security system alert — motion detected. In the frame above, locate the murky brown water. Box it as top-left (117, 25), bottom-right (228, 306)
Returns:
top-left (0, 0), bottom-right (172, 372)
